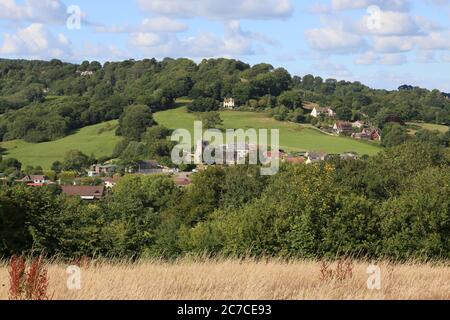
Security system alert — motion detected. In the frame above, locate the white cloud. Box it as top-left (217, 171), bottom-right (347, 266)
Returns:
top-left (360, 11), bottom-right (420, 36)
top-left (129, 20), bottom-right (270, 58)
top-left (305, 27), bottom-right (366, 54)
top-left (356, 51), bottom-right (407, 65)
top-left (138, 0), bottom-right (294, 20)
top-left (0, 23), bottom-right (71, 58)
top-left (416, 32), bottom-right (450, 50)
top-left (130, 32), bottom-right (165, 47)
top-left (332, 0), bottom-right (411, 11)
top-left (372, 35), bottom-right (415, 53)
top-left (0, 0), bottom-right (68, 24)
top-left (96, 17), bottom-right (188, 34)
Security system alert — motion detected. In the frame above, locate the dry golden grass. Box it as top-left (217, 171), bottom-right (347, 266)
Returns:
top-left (1, 259), bottom-right (449, 300)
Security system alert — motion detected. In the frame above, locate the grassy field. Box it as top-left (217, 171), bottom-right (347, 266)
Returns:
top-left (1, 259), bottom-right (449, 300)
top-left (0, 107), bottom-right (382, 169)
top-left (155, 107), bottom-right (381, 156)
top-left (0, 121), bottom-right (121, 169)
top-left (406, 122), bottom-right (449, 134)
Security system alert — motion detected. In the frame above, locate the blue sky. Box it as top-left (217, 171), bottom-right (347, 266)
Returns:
top-left (0, 0), bottom-right (449, 91)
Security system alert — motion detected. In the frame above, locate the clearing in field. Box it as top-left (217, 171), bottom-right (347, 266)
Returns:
top-left (0, 121), bottom-right (121, 169)
top-left (155, 107), bottom-right (381, 156)
top-left (1, 259), bottom-right (449, 300)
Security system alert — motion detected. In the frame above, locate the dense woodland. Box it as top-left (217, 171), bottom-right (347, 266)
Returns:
top-left (0, 58), bottom-right (449, 144)
top-left (0, 141), bottom-right (449, 261)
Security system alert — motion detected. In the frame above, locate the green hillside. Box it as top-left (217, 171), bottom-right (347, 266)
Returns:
top-left (0, 107), bottom-right (383, 169)
top-left (155, 107), bottom-right (382, 156)
top-left (0, 121), bottom-right (121, 169)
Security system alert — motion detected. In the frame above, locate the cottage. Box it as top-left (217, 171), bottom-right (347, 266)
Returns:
top-left (305, 152), bottom-right (328, 164)
top-left (311, 107), bottom-right (335, 118)
top-left (223, 98), bottom-right (235, 109)
top-left (333, 121), bottom-right (354, 136)
top-left (352, 121), bottom-right (365, 129)
top-left (61, 185), bottom-right (105, 200)
top-left (371, 129), bottom-right (382, 141)
top-left (17, 175), bottom-right (51, 186)
top-left (89, 164), bottom-right (117, 177)
top-left (76, 70), bottom-right (95, 77)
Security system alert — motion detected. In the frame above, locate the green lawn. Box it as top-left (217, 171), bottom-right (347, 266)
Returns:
top-left (1, 121), bottom-right (121, 169)
top-left (155, 107), bottom-right (381, 156)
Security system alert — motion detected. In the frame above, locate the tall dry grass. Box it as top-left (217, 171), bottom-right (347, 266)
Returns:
top-left (1, 258), bottom-right (449, 300)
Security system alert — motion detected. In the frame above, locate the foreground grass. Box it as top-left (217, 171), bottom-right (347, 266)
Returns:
top-left (155, 107), bottom-right (381, 156)
top-left (1, 259), bottom-right (449, 300)
top-left (0, 121), bottom-right (121, 169)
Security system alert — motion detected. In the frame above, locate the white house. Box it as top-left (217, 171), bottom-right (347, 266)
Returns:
top-left (223, 98), bottom-right (235, 109)
top-left (311, 107), bottom-right (335, 118)
top-left (352, 121), bottom-right (365, 129)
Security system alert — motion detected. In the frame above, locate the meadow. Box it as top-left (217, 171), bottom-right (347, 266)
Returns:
top-left (1, 259), bottom-right (449, 300)
top-left (154, 107), bottom-right (381, 156)
top-left (0, 121), bottom-right (121, 169)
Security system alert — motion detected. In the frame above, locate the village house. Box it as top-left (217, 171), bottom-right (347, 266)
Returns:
top-left (352, 128), bottom-right (382, 141)
top-left (17, 175), bottom-right (52, 186)
top-left (61, 185), bottom-right (105, 200)
top-left (76, 70), bottom-right (95, 77)
top-left (223, 98), bottom-right (235, 109)
top-left (305, 152), bottom-right (328, 164)
top-left (352, 121), bottom-right (365, 129)
top-left (311, 107), bottom-right (336, 118)
top-left (370, 129), bottom-right (382, 141)
top-left (333, 121), bottom-right (354, 136)
top-left (88, 164), bottom-right (117, 177)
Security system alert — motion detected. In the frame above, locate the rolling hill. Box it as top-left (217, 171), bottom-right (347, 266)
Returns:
top-left (0, 121), bottom-right (121, 169)
top-left (154, 107), bottom-right (382, 156)
top-left (0, 107), bottom-right (383, 169)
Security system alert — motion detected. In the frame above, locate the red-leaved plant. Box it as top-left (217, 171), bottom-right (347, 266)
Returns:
top-left (319, 258), bottom-right (354, 282)
top-left (8, 255), bottom-right (50, 300)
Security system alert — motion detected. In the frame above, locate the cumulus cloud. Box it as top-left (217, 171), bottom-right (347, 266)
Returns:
top-left (95, 17), bottom-right (188, 34)
top-left (0, 0), bottom-right (68, 24)
top-left (129, 20), bottom-right (271, 58)
top-left (331, 0), bottom-right (411, 11)
top-left (138, 0), bottom-right (294, 20)
top-left (360, 11), bottom-right (421, 36)
top-left (0, 23), bottom-right (71, 58)
top-left (356, 51), bottom-right (407, 65)
top-left (305, 27), bottom-right (367, 54)
top-left (372, 35), bottom-right (415, 53)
